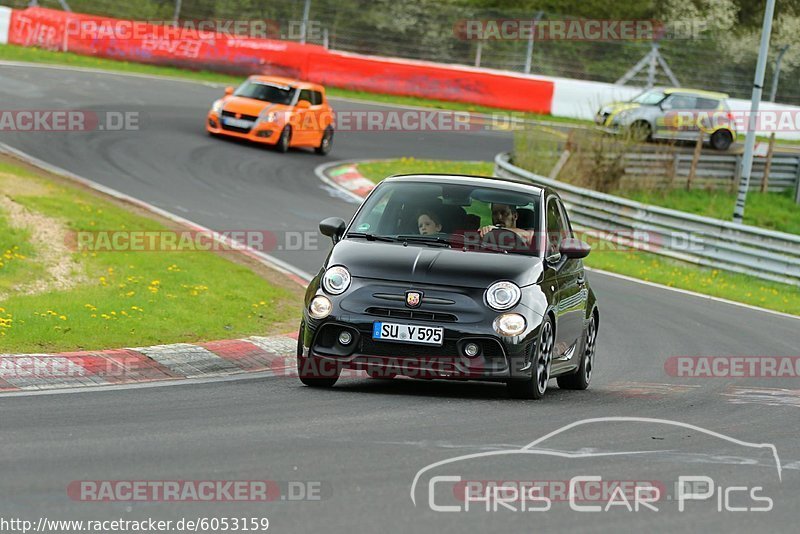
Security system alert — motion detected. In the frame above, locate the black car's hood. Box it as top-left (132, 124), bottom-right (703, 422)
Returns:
top-left (328, 239), bottom-right (543, 289)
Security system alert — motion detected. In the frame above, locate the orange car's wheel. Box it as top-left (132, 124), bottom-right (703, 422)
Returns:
top-left (276, 125), bottom-right (292, 153)
top-left (315, 126), bottom-right (333, 156)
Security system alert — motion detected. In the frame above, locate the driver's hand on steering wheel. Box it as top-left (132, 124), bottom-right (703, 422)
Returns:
top-left (479, 224), bottom-right (502, 238)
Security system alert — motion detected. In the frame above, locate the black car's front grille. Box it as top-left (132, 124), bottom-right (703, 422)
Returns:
top-left (359, 336), bottom-right (506, 360)
top-left (365, 307), bottom-right (458, 323)
top-left (360, 337), bottom-right (461, 359)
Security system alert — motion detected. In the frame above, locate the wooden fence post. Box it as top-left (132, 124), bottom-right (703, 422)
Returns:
top-left (687, 130), bottom-right (703, 191)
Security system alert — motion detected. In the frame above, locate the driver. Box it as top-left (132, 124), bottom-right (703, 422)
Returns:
top-left (479, 203), bottom-right (534, 245)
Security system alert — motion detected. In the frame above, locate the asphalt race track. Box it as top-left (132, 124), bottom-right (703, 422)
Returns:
top-left (1, 64), bottom-right (798, 533)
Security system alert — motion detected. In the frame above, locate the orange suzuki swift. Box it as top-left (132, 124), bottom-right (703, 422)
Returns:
top-left (206, 75), bottom-right (334, 155)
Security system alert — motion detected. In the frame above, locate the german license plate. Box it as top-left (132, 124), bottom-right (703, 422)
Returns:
top-left (372, 322), bottom-right (444, 346)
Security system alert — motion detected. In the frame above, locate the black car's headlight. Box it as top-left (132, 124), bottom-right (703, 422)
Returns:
top-left (322, 266), bottom-right (351, 295)
top-left (484, 281), bottom-right (521, 311)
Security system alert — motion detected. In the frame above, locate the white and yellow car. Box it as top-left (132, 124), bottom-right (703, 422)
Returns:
top-left (596, 88), bottom-right (736, 151)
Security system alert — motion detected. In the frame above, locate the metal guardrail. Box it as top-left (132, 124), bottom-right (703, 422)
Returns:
top-left (494, 152), bottom-right (800, 287)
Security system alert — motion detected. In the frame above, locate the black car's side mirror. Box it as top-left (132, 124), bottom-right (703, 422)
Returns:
top-left (320, 217), bottom-right (346, 243)
top-left (560, 238), bottom-right (591, 259)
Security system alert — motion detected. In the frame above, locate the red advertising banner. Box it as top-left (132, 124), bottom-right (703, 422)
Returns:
top-left (7, 7), bottom-right (554, 114)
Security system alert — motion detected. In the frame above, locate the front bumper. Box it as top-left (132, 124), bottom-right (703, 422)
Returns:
top-left (299, 282), bottom-right (545, 382)
top-left (206, 112), bottom-right (282, 145)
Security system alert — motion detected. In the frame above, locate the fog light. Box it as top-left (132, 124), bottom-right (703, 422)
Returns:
top-left (464, 342), bottom-right (480, 358)
top-left (309, 295), bottom-right (332, 319)
top-left (493, 313), bottom-right (526, 337)
top-left (338, 331), bottom-right (353, 345)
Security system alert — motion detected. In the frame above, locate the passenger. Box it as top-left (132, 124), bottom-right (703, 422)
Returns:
top-left (417, 210), bottom-right (443, 235)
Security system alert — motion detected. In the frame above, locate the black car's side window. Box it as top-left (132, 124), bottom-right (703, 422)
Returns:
top-left (546, 198), bottom-right (567, 256)
top-left (556, 199), bottom-right (574, 239)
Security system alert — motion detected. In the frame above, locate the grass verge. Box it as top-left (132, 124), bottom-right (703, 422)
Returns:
top-left (0, 157), bottom-right (303, 353)
top-left (616, 188), bottom-right (800, 236)
top-left (354, 158), bottom-right (800, 316)
top-left (357, 158), bottom-right (494, 184)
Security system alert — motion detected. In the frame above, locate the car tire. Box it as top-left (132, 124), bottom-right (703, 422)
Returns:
top-left (315, 126), bottom-right (334, 155)
top-left (627, 121), bottom-right (651, 142)
top-left (710, 129), bottom-right (733, 151)
top-left (296, 328), bottom-right (340, 388)
top-left (276, 125), bottom-right (292, 153)
top-left (507, 316), bottom-right (554, 400)
top-left (557, 312), bottom-right (597, 391)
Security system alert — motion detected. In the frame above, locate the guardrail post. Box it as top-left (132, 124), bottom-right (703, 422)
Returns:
top-left (687, 130), bottom-right (703, 190)
top-left (795, 160), bottom-right (800, 204)
top-left (761, 132), bottom-right (776, 192)
top-left (733, 154), bottom-right (742, 193)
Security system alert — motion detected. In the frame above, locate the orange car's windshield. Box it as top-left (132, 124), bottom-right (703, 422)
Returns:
top-left (234, 81), bottom-right (295, 105)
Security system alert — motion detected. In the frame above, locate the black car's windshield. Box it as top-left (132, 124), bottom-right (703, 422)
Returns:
top-left (347, 180), bottom-right (541, 255)
top-left (234, 80), bottom-right (295, 104)
top-left (631, 90), bottom-right (665, 105)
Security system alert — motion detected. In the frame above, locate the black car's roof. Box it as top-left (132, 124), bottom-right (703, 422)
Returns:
top-left (382, 174), bottom-right (545, 196)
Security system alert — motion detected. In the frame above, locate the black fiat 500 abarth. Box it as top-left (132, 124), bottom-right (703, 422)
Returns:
top-left (297, 175), bottom-right (599, 399)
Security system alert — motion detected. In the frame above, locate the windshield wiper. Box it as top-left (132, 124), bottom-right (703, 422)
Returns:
top-left (346, 232), bottom-right (402, 243)
top-left (395, 235), bottom-right (454, 248)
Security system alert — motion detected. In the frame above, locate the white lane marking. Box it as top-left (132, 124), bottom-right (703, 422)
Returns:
top-left (585, 267), bottom-right (800, 321)
top-left (0, 369), bottom-right (281, 398)
top-left (0, 60), bottom-right (224, 87)
top-left (723, 386), bottom-right (800, 408)
top-left (132, 343), bottom-right (239, 378)
top-left (0, 142), bottom-right (313, 284)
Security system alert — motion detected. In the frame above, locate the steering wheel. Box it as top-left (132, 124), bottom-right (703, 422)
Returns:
top-left (481, 226), bottom-right (528, 252)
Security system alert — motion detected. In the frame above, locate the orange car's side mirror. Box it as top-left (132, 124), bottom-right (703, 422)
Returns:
top-left (224, 86), bottom-right (234, 96)
top-left (296, 100), bottom-right (311, 110)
